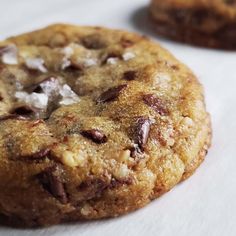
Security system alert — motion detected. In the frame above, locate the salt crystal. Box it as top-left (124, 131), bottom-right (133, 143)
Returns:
top-left (61, 45), bottom-right (74, 58)
top-left (107, 57), bottom-right (118, 65)
top-left (0, 44), bottom-right (18, 65)
top-left (76, 58), bottom-right (97, 68)
top-left (25, 58), bottom-right (47, 73)
top-left (61, 57), bottom-right (71, 70)
top-left (40, 78), bottom-right (60, 97)
top-left (59, 84), bottom-right (80, 105)
top-left (15, 81), bottom-right (23, 90)
top-left (83, 58), bottom-right (97, 67)
top-left (122, 52), bottom-right (135, 61)
top-left (15, 91), bottom-right (48, 109)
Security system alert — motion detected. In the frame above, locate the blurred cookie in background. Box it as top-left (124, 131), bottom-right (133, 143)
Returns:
top-left (150, 0), bottom-right (236, 49)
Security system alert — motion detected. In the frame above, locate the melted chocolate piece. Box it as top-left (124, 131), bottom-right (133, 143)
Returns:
top-left (10, 106), bottom-right (38, 117)
top-left (123, 71), bottom-right (137, 81)
top-left (80, 129), bottom-right (107, 144)
top-left (134, 117), bottom-right (151, 151)
top-left (143, 94), bottom-right (169, 116)
top-left (97, 84), bottom-right (127, 103)
top-left (110, 177), bottom-right (133, 188)
top-left (20, 148), bottom-right (51, 159)
top-left (37, 166), bottom-right (68, 204)
top-left (77, 178), bottom-right (109, 200)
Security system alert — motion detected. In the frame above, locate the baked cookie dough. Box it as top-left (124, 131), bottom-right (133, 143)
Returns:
top-left (0, 24), bottom-right (211, 227)
top-left (150, 0), bottom-right (236, 49)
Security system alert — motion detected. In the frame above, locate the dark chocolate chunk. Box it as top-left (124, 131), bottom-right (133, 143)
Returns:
top-left (134, 117), bottom-right (151, 151)
top-left (97, 84), bottom-right (127, 103)
top-left (21, 148), bottom-right (51, 159)
top-left (37, 166), bottom-right (68, 204)
top-left (80, 129), bottom-right (107, 144)
top-left (143, 94), bottom-right (169, 116)
top-left (123, 71), bottom-right (137, 81)
top-left (129, 146), bottom-right (143, 159)
top-left (77, 178), bottom-right (109, 200)
top-left (10, 105), bottom-right (37, 117)
top-left (110, 177), bottom-right (133, 188)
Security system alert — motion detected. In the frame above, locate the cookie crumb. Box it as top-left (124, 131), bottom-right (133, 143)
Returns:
top-left (81, 204), bottom-right (93, 216)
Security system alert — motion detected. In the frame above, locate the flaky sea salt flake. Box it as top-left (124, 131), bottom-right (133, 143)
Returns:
top-left (0, 44), bottom-right (18, 65)
top-left (122, 52), bottom-right (135, 61)
top-left (25, 58), bottom-right (47, 73)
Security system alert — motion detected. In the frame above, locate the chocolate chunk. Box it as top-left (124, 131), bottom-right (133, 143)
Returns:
top-left (81, 129), bottom-right (107, 144)
top-left (82, 34), bottom-right (107, 49)
top-left (21, 148), bottom-right (51, 159)
top-left (143, 94), bottom-right (169, 116)
top-left (134, 117), bottom-right (151, 151)
top-left (77, 178), bottom-right (109, 200)
top-left (123, 71), bottom-right (137, 81)
top-left (37, 166), bottom-right (68, 204)
top-left (0, 114), bottom-right (28, 121)
top-left (97, 84), bottom-right (127, 103)
top-left (10, 106), bottom-right (37, 117)
top-left (110, 177), bottom-right (133, 188)
top-left (129, 146), bottom-right (144, 159)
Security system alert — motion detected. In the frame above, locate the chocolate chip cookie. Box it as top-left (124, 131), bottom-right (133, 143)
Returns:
top-left (150, 0), bottom-right (236, 49)
top-left (0, 24), bottom-right (211, 227)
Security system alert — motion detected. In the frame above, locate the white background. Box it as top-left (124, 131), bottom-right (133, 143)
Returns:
top-left (1, 0), bottom-right (236, 235)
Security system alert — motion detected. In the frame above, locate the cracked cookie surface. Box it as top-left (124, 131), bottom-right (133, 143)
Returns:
top-left (0, 24), bottom-right (211, 227)
top-left (150, 0), bottom-right (236, 49)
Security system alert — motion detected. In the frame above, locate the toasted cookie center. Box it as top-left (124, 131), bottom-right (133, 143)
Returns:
top-left (0, 36), bottom-right (137, 120)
